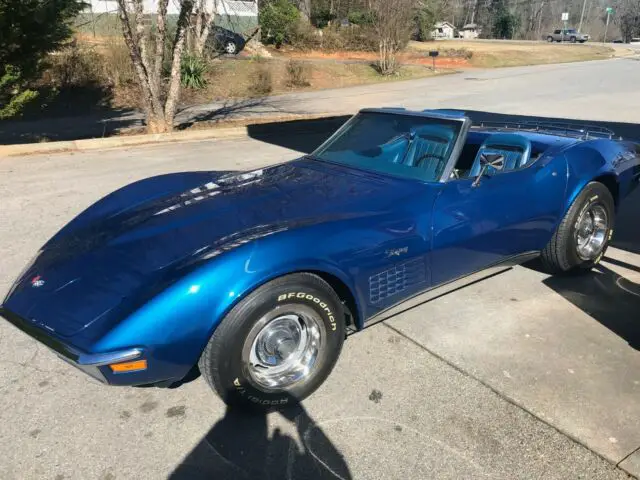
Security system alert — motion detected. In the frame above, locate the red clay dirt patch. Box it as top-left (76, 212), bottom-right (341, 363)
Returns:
top-left (281, 49), bottom-right (471, 69)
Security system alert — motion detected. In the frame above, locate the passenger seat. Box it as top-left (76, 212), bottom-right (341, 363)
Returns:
top-left (469, 133), bottom-right (532, 177)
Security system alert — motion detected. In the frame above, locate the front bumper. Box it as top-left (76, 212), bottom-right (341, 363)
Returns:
top-left (0, 307), bottom-right (144, 385)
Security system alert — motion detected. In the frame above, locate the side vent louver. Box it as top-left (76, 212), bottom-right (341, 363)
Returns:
top-left (369, 258), bottom-right (426, 304)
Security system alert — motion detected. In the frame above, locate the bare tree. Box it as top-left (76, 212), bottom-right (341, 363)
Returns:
top-left (370, 0), bottom-right (415, 75)
top-left (616, 0), bottom-right (640, 42)
top-left (191, 0), bottom-right (214, 56)
top-left (116, 0), bottom-right (195, 133)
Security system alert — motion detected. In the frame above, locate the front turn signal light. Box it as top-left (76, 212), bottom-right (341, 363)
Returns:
top-left (109, 359), bottom-right (147, 373)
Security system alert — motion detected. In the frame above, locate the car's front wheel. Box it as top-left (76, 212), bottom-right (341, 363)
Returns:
top-left (199, 273), bottom-right (345, 409)
top-left (541, 181), bottom-right (615, 274)
top-left (547, 36), bottom-right (554, 42)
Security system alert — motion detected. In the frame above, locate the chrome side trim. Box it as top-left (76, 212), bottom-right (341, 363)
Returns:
top-left (78, 348), bottom-right (143, 366)
top-left (365, 251), bottom-right (539, 325)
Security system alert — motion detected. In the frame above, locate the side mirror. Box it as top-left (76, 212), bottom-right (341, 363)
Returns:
top-left (481, 153), bottom-right (505, 170)
top-left (472, 153), bottom-right (505, 187)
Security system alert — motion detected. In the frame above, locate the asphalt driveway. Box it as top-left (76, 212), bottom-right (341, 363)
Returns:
top-left (1, 134), bottom-right (639, 479)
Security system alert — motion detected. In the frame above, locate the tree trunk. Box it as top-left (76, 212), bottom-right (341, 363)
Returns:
top-left (190, 0), bottom-right (213, 57)
top-left (116, 1), bottom-right (164, 124)
top-left (469, 0), bottom-right (478, 24)
top-left (296, 0), bottom-right (311, 21)
top-left (117, 0), bottom-right (195, 133)
top-left (154, 0), bottom-right (169, 94)
top-left (194, 15), bottom-right (212, 56)
top-left (379, 39), bottom-right (396, 75)
top-left (164, 1), bottom-right (194, 130)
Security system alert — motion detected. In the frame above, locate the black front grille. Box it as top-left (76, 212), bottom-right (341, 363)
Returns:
top-left (0, 307), bottom-right (80, 362)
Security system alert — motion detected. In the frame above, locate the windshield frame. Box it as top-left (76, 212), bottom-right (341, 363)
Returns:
top-left (311, 109), bottom-right (471, 183)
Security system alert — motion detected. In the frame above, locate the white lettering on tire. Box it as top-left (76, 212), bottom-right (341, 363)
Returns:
top-left (277, 292), bottom-right (337, 331)
top-left (234, 377), bottom-right (289, 405)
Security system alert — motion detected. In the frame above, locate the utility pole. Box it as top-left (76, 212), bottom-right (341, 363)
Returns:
top-left (603, 7), bottom-right (613, 43)
top-left (578, 0), bottom-right (588, 32)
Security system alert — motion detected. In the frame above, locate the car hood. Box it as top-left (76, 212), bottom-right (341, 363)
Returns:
top-left (3, 158), bottom-right (414, 340)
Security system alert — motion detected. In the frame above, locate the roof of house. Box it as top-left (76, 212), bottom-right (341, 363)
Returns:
top-left (434, 21), bottom-right (455, 28)
top-left (462, 23), bottom-right (479, 29)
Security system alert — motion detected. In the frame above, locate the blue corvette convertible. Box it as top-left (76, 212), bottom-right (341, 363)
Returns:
top-left (2, 108), bottom-right (639, 409)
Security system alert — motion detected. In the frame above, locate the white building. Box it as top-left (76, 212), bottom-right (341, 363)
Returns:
top-left (431, 21), bottom-right (456, 40)
top-left (86, 0), bottom-right (257, 18)
top-left (460, 23), bottom-right (481, 39)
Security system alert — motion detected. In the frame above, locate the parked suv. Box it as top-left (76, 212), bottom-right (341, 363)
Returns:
top-left (546, 29), bottom-right (589, 43)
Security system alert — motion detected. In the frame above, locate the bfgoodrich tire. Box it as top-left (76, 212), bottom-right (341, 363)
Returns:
top-left (541, 181), bottom-right (615, 274)
top-left (198, 273), bottom-right (345, 410)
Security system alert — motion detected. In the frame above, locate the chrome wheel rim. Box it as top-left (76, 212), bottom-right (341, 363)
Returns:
top-left (243, 305), bottom-right (324, 391)
top-left (225, 42), bottom-right (236, 54)
top-left (575, 204), bottom-right (608, 261)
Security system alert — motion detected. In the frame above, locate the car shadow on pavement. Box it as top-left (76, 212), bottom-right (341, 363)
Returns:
top-left (169, 395), bottom-right (352, 480)
top-left (543, 264), bottom-right (640, 351)
top-left (611, 186), bottom-right (640, 255)
top-left (247, 115), bottom-right (352, 154)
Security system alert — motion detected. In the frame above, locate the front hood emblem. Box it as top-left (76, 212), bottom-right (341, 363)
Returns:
top-left (30, 275), bottom-right (45, 288)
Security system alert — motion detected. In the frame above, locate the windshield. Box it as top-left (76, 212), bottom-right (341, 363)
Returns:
top-left (566, 29), bottom-right (577, 33)
top-left (313, 112), bottom-right (463, 182)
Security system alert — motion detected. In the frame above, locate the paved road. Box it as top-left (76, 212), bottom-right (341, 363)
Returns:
top-left (2, 55), bottom-right (640, 144)
top-left (1, 132), bottom-right (639, 479)
top-left (201, 55), bottom-right (640, 124)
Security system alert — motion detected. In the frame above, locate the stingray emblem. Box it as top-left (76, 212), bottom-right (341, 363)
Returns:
top-left (385, 247), bottom-right (409, 257)
top-left (30, 275), bottom-right (45, 288)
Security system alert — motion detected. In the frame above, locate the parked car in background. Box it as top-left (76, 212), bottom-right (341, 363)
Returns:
top-left (206, 26), bottom-right (246, 55)
top-left (546, 29), bottom-right (590, 43)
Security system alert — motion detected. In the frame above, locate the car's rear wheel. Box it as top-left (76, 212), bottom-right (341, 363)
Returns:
top-left (570, 36), bottom-right (577, 43)
top-left (199, 273), bottom-right (345, 410)
top-left (224, 41), bottom-right (238, 55)
top-left (541, 181), bottom-right (615, 274)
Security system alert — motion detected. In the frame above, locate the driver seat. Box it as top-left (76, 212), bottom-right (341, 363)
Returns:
top-left (469, 133), bottom-right (532, 177)
top-left (405, 125), bottom-right (456, 179)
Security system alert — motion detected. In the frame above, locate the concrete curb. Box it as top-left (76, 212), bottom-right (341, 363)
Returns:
top-left (0, 126), bottom-right (249, 158)
top-left (0, 112), bottom-right (341, 158)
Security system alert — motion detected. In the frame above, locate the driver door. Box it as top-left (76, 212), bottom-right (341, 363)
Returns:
top-left (430, 155), bottom-right (567, 286)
